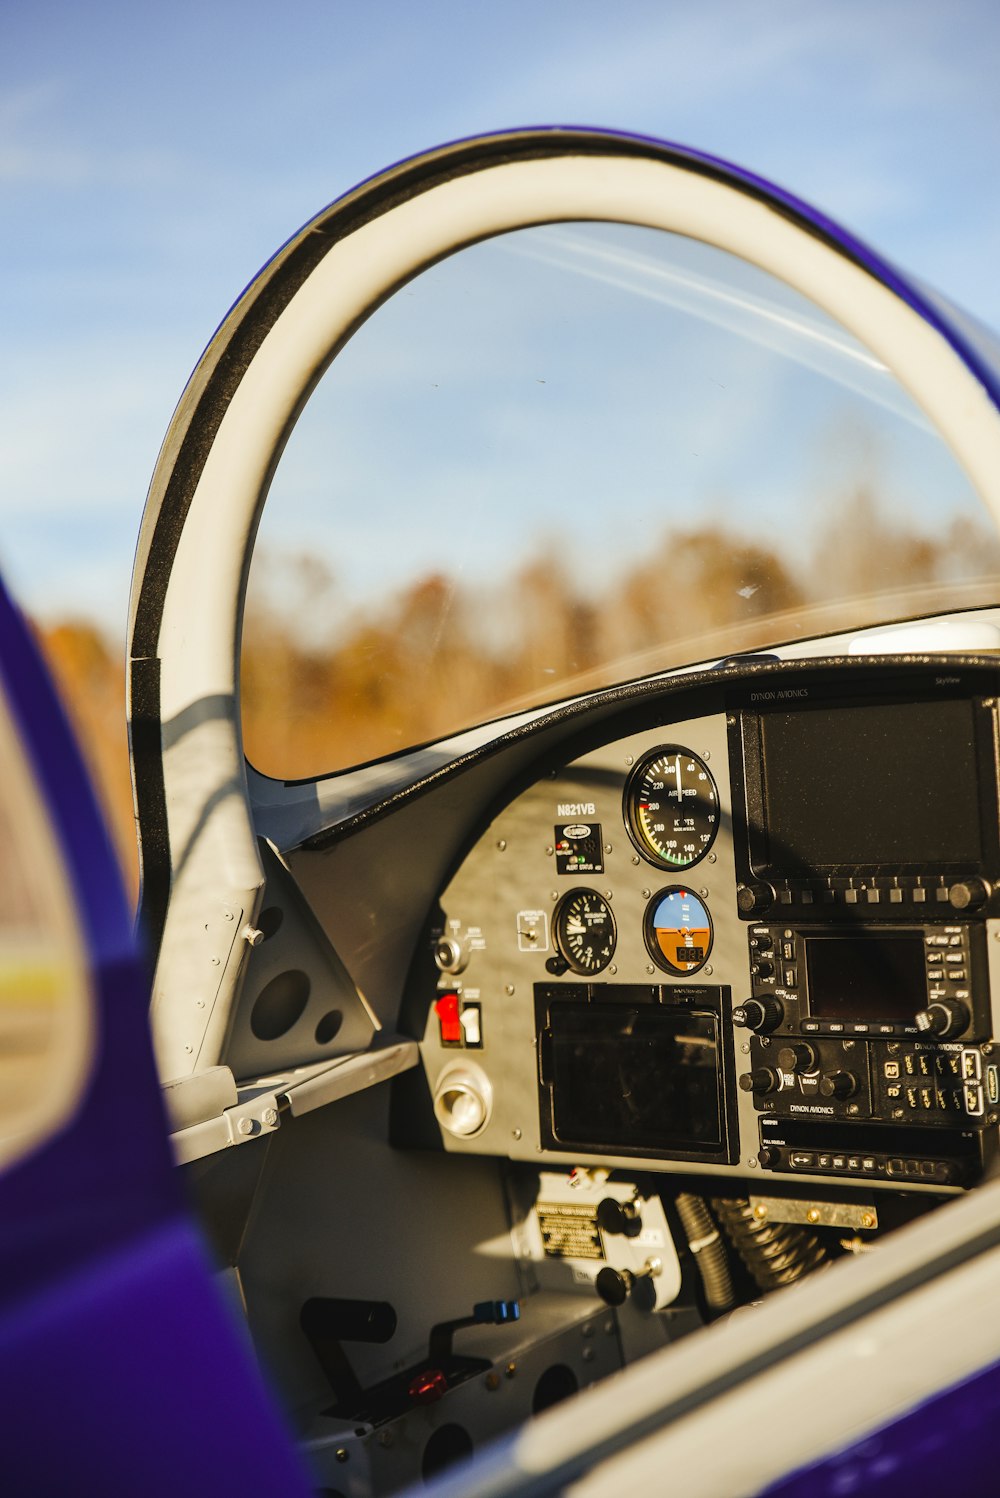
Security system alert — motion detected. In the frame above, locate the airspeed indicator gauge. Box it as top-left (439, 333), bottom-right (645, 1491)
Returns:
top-left (553, 889), bottom-right (617, 975)
top-left (624, 746), bottom-right (719, 870)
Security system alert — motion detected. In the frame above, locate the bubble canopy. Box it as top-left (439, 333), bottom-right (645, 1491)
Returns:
top-left (128, 130), bottom-right (1000, 1064)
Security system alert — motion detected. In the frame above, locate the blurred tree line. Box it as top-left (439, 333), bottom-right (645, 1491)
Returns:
top-left (36, 491), bottom-right (1000, 899)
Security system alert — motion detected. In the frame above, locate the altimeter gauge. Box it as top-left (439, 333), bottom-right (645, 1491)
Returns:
top-left (553, 888), bottom-right (617, 975)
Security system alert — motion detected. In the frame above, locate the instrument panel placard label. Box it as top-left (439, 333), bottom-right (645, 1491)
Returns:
top-left (536, 1201), bottom-right (603, 1260)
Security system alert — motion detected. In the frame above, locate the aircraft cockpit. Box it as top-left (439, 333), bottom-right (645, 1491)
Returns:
top-left (66, 128), bottom-right (1000, 1494)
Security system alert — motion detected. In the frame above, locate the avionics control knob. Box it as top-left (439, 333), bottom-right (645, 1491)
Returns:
top-left (434, 935), bottom-right (469, 975)
top-left (947, 878), bottom-right (990, 912)
top-left (596, 1198), bottom-right (643, 1239)
top-left (753, 958), bottom-right (775, 980)
top-left (737, 882), bottom-right (775, 916)
top-left (733, 998), bottom-right (784, 1034)
top-left (739, 1067), bottom-right (781, 1096)
top-left (777, 1043), bottom-right (818, 1074)
top-left (819, 1070), bottom-right (859, 1100)
top-left (915, 999), bottom-right (971, 1040)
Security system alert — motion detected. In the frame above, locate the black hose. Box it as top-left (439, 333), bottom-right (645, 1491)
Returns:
top-left (710, 1197), bottom-right (827, 1293)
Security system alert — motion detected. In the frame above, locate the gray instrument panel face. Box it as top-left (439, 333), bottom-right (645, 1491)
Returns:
top-left (417, 689), bottom-right (1000, 1191)
top-left (420, 710), bottom-right (767, 1178)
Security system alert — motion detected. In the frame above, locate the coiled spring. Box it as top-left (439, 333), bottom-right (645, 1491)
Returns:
top-left (710, 1197), bottom-right (827, 1293)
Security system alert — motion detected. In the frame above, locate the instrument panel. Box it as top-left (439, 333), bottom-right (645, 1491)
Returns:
top-left (407, 663), bottom-right (1000, 1193)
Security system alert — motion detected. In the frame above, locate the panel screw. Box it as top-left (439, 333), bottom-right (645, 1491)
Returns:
top-left (860, 1212), bottom-right (876, 1230)
top-left (983, 1043), bottom-right (994, 1056)
top-left (505, 984), bottom-right (515, 996)
top-left (631, 856), bottom-right (640, 866)
top-left (625, 756), bottom-right (634, 766)
top-left (753, 1203), bottom-right (767, 1219)
top-left (512, 1128), bottom-right (522, 1140)
top-left (210, 956), bottom-right (220, 966)
top-left (642, 889), bottom-right (651, 900)
top-left (497, 840), bottom-right (507, 851)
top-left (605, 843), bottom-right (613, 854)
top-left (262, 1107), bottom-right (278, 1127)
top-left (604, 890), bottom-right (613, 900)
top-left (807, 1208), bottom-right (821, 1224)
top-left (545, 846), bottom-right (554, 856)
top-left (582, 1347), bottom-right (595, 1363)
top-left (704, 964), bottom-right (714, 976)
top-left (702, 750), bottom-right (711, 760)
top-left (377, 1429), bottom-right (394, 1446)
top-left (238, 1117), bottom-right (255, 1137)
top-left (747, 1157), bottom-right (758, 1167)
top-left (505, 1362), bottom-right (517, 1379)
top-left (223, 909), bottom-right (234, 921)
top-left (608, 965), bottom-right (618, 975)
top-left (699, 888), bottom-right (708, 898)
top-left (645, 965), bottom-right (655, 975)
top-left (708, 853), bottom-right (717, 864)
top-left (582, 1323), bottom-right (595, 1338)
top-left (335, 1448), bottom-right (349, 1464)
top-left (551, 891), bottom-right (559, 901)
top-left (741, 1042), bottom-right (750, 1054)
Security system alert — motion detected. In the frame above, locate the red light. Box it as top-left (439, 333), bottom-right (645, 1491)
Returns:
top-left (408, 1369), bottom-right (448, 1404)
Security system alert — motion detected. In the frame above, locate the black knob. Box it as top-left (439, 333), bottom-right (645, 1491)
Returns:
top-left (737, 881), bottom-right (775, 916)
top-left (595, 1266), bottom-right (633, 1307)
top-left (739, 1067), bottom-right (781, 1096)
top-left (753, 958), bottom-right (775, 980)
top-left (819, 1070), bottom-right (858, 1100)
top-left (733, 997), bottom-right (785, 1034)
top-left (757, 1147), bottom-right (778, 1169)
top-left (545, 954), bottom-right (569, 976)
top-left (596, 1198), bottom-right (643, 1239)
top-left (777, 1043), bottom-right (818, 1074)
top-left (750, 934), bottom-right (773, 953)
top-left (915, 999), bottom-right (970, 1040)
top-left (948, 878), bottom-right (989, 912)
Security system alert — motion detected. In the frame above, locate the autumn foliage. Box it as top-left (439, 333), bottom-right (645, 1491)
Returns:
top-left (34, 495), bottom-right (1000, 903)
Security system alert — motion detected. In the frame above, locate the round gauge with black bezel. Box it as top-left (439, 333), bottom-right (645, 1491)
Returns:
top-left (624, 746), bottom-right (719, 870)
top-left (645, 886), bottom-right (713, 975)
top-left (553, 888), bottom-right (617, 975)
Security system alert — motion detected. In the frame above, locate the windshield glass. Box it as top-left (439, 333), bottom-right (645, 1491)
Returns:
top-left (243, 222), bottom-right (1000, 778)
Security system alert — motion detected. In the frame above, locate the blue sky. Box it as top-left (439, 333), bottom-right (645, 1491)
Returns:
top-left (2, 0), bottom-right (999, 636)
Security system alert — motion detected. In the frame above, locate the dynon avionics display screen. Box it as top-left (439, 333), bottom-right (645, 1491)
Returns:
top-left (804, 932), bottom-right (926, 1023)
top-left (759, 698), bottom-right (982, 870)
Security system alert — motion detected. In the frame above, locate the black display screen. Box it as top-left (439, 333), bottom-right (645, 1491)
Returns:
top-left (547, 1003), bottom-right (722, 1152)
top-left (805, 933), bottom-right (926, 1022)
top-left (760, 698), bottom-right (981, 870)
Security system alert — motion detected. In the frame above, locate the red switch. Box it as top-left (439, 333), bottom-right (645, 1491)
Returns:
top-left (435, 993), bottom-right (463, 1045)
